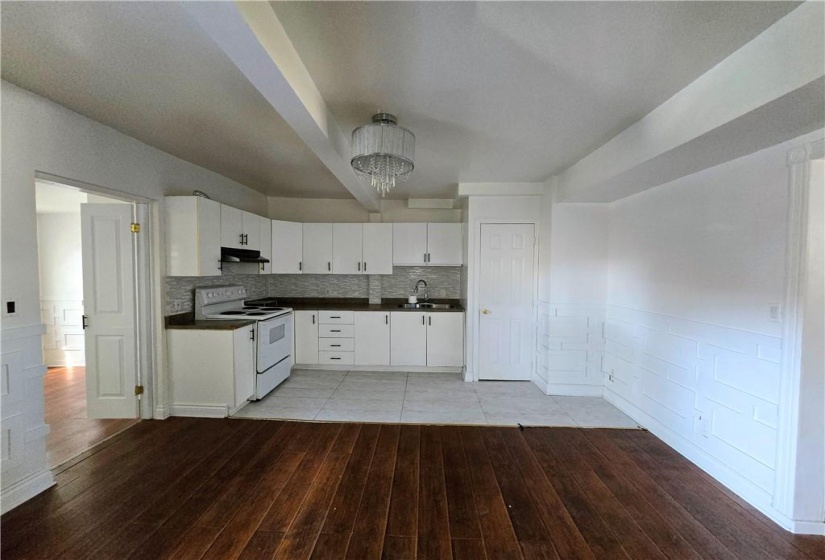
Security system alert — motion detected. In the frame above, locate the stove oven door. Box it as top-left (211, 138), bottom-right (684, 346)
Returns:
top-left (256, 313), bottom-right (293, 373)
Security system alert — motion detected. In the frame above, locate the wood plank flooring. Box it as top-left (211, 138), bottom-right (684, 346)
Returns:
top-left (44, 366), bottom-right (138, 468)
top-left (2, 418), bottom-right (823, 559)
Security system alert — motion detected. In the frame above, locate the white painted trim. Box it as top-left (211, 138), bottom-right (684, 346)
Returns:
top-left (0, 469), bottom-right (55, 515)
top-left (169, 404), bottom-right (229, 418)
top-left (406, 199), bottom-right (456, 210)
top-left (458, 183), bottom-right (545, 197)
top-left (544, 384), bottom-right (604, 397)
top-left (0, 323), bottom-right (46, 340)
top-left (773, 142), bottom-right (814, 519)
top-left (24, 423), bottom-right (50, 443)
top-left (154, 404), bottom-right (171, 420)
top-left (604, 388), bottom-right (796, 533)
top-left (790, 520), bottom-right (825, 536)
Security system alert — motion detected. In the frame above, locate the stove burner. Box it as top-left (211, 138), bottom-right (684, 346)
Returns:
top-left (246, 312), bottom-right (268, 316)
top-left (242, 306), bottom-right (261, 310)
top-left (260, 307), bottom-right (284, 311)
top-left (220, 311), bottom-right (246, 315)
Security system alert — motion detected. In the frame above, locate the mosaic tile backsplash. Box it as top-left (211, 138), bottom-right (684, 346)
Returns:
top-left (165, 265), bottom-right (462, 315)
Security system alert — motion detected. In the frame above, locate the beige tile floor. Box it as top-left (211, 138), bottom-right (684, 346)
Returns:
top-left (233, 370), bottom-right (641, 428)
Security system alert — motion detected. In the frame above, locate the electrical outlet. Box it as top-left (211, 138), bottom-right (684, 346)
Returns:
top-left (325, 288), bottom-right (333, 296)
top-left (769, 303), bottom-right (782, 322)
top-left (696, 413), bottom-right (710, 438)
top-left (3, 301), bottom-right (16, 317)
top-left (438, 288), bottom-right (446, 298)
top-left (172, 300), bottom-right (182, 312)
top-left (608, 368), bottom-right (615, 382)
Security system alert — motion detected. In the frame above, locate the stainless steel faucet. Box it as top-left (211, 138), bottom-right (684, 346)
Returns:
top-left (414, 279), bottom-right (429, 300)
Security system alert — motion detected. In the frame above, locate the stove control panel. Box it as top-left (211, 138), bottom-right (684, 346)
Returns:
top-left (195, 285), bottom-right (248, 306)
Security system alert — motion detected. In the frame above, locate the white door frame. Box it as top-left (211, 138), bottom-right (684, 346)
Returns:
top-left (36, 172), bottom-right (156, 420)
top-left (470, 218), bottom-right (540, 382)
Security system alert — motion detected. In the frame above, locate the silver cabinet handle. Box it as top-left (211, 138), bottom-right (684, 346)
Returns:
top-left (358, 262), bottom-right (361, 271)
top-left (328, 262), bottom-right (331, 271)
top-left (385, 315), bottom-right (388, 325)
top-left (299, 261), bottom-right (302, 272)
top-left (422, 316), bottom-right (425, 325)
top-left (331, 329), bottom-right (341, 333)
top-left (312, 314), bottom-right (315, 325)
top-left (428, 316), bottom-right (432, 326)
top-left (364, 262), bottom-right (367, 272)
top-left (331, 344), bottom-right (341, 347)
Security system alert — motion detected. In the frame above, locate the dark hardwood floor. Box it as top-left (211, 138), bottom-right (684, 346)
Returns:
top-left (2, 418), bottom-right (823, 559)
top-left (44, 366), bottom-right (138, 468)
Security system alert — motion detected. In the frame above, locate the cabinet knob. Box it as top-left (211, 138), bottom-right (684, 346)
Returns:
top-left (482, 309), bottom-right (491, 315)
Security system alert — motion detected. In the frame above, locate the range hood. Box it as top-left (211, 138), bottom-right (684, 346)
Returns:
top-left (220, 247), bottom-right (270, 264)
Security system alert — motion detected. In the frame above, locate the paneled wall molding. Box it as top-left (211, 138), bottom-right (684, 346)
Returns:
top-left (535, 301), bottom-right (606, 396)
top-left (773, 138), bottom-right (824, 531)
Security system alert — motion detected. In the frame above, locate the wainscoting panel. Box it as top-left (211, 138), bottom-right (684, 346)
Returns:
top-left (40, 300), bottom-right (85, 366)
top-left (603, 304), bottom-right (782, 504)
top-left (535, 302), bottom-right (605, 396)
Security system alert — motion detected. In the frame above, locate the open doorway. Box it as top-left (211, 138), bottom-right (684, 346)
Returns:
top-left (35, 179), bottom-right (140, 468)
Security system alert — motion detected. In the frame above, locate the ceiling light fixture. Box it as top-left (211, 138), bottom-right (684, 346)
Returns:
top-left (351, 113), bottom-right (415, 197)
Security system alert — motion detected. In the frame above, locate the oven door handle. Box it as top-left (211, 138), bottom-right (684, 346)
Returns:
top-left (250, 329), bottom-right (255, 341)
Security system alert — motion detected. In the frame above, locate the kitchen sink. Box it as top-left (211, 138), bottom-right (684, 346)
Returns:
top-left (397, 303), bottom-right (457, 309)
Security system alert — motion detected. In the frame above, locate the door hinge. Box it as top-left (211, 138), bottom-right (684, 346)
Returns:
top-left (134, 385), bottom-right (144, 396)
top-left (130, 223), bottom-right (141, 233)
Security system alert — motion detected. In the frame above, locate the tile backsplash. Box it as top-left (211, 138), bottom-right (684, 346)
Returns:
top-left (164, 265), bottom-right (461, 315)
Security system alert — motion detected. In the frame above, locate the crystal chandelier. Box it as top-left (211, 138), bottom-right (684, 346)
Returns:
top-left (351, 113), bottom-right (415, 196)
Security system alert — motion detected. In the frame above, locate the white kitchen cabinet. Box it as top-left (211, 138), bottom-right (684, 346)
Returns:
top-left (242, 211), bottom-right (261, 251)
top-left (392, 223), bottom-right (428, 266)
top-left (426, 312), bottom-right (464, 367)
top-left (271, 220), bottom-right (303, 274)
top-left (167, 324), bottom-right (255, 417)
top-left (390, 311), bottom-right (427, 366)
top-left (221, 205), bottom-right (244, 249)
top-left (333, 223), bottom-right (363, 274)
top-left (354, 312), bottom-right (390, 365)
top-left (392, 223), bottom-right (462, 266)
top-left (303, 224), bottom-right (333, 274)
top-left (294, 310), bottom-right (319, 364)
top-left (362, 223), bottom-right (393, 274)
top-left (427, 223), bottom-right (463, 266)
top-left (165, 196), bottom-right (222, 277)
top-left (258, 216), bottom-right (272, 274)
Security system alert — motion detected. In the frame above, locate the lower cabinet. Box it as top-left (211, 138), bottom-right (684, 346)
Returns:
top-left (294, 311), bottom-right (319, 364)
top-left (294, 309), bottom-right (464, 368)
top-left (354, 312), bottom-right (391, 365)
top-left (167, 325), bottom-right (255, 417)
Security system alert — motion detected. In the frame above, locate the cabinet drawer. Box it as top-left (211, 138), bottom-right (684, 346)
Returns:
top-left (319, 310), bottom-right (354, 324)
top-left (319, 324), bottom-right (354, 338)
top-left (319, 351), bottom-right (354, 365)
top-left (319, 338), bottom-right (355, 352)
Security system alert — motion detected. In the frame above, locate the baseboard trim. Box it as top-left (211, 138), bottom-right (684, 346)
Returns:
top-left (603, 389), bottom-right (803, 533)
top-left (544, 384), bottom-right (604, 397)
top-left (293, 365), bottom-right (463, 374)
top-left (154, 404), bottom-right (171, 420)
top-left (0, 469), bottom-right (55, 515)
top-left (169, 404), bottom-right (228, 418)
top-left (790, 520), bottom-right (825, 536)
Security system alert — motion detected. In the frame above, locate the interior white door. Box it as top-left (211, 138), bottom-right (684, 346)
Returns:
top-left (81, 204), bottom-right (139, 418)
top-left (478, 223), bottom-right (535, 380)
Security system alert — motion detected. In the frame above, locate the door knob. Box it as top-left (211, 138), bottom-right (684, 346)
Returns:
top-left (482, 309), bottom-right (490, 315)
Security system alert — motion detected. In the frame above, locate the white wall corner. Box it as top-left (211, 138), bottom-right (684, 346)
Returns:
top-left (0, 469), bottom-right (55, 515)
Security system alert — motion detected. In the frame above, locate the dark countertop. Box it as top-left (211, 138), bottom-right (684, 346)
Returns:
top-left (246, 297), bottom-right (465, 313)
top-left (165, 312), bottom-right (256, 330)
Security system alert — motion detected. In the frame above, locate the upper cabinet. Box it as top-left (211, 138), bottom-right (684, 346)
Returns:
top-left (362, 223), bottom-right (393, 274)
top-left (332, 223), bottom-right (363, 274)
top-left (220, 205), bottom-right (262, 251)
top-left (392, 223), bottom-right (462, 266)
top-left (165, 196), bottom-right (222, 277)
top-left (303, 223), bottom-right (333, 274)
top-left (271, 220), bottom-right (303, 274)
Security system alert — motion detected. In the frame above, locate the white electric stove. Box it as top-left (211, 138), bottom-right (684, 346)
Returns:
top-left (194, 285), bottom-right (293, 399)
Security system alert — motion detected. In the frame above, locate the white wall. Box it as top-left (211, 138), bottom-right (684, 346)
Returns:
top-left (0, 80), bottom-right (268, 512)
top-left (601, 132), bottom-right (822, 529)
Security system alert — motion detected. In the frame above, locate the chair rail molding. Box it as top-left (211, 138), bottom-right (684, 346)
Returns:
top-left (772, 136), bottom-right (825, 533)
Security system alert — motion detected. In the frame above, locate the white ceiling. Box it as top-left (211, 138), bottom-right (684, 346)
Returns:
top-left (3, 2), bottom-right (800, 202)
top-left (1, 2), bottom-right (351, 199)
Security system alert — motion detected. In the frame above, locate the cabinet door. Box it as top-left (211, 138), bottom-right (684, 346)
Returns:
top-left (271, 220), bottom-right (303, 274)
top-left (302, 224), bottom-right (333, 274)
top-left (354, 312), bottom-right (390, 365)
top-left (363, 223), bottom-right (393, 275)
top-left (221, 205), bottom-right (244, 249)
top-left (427, 223), bottom-right (463, 266)
top-left (390, 312), bottom-right (427, 366)
top-left (197, 198), bottom-right (222, 276)
top-left (233, 326), bottom-right (256, 407)
top-left (392, 223), bottom-right (427, 266)
top-left (242, 212), bottom-right (261, 250)
top-left (258, 217), bottom-right (272, 274)
top-left (332, 223), bottom-right (363, 274)
top-left (426, 312), bottom-right (464, 367)
top-left (294, 311), bottom-right (319, 364)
